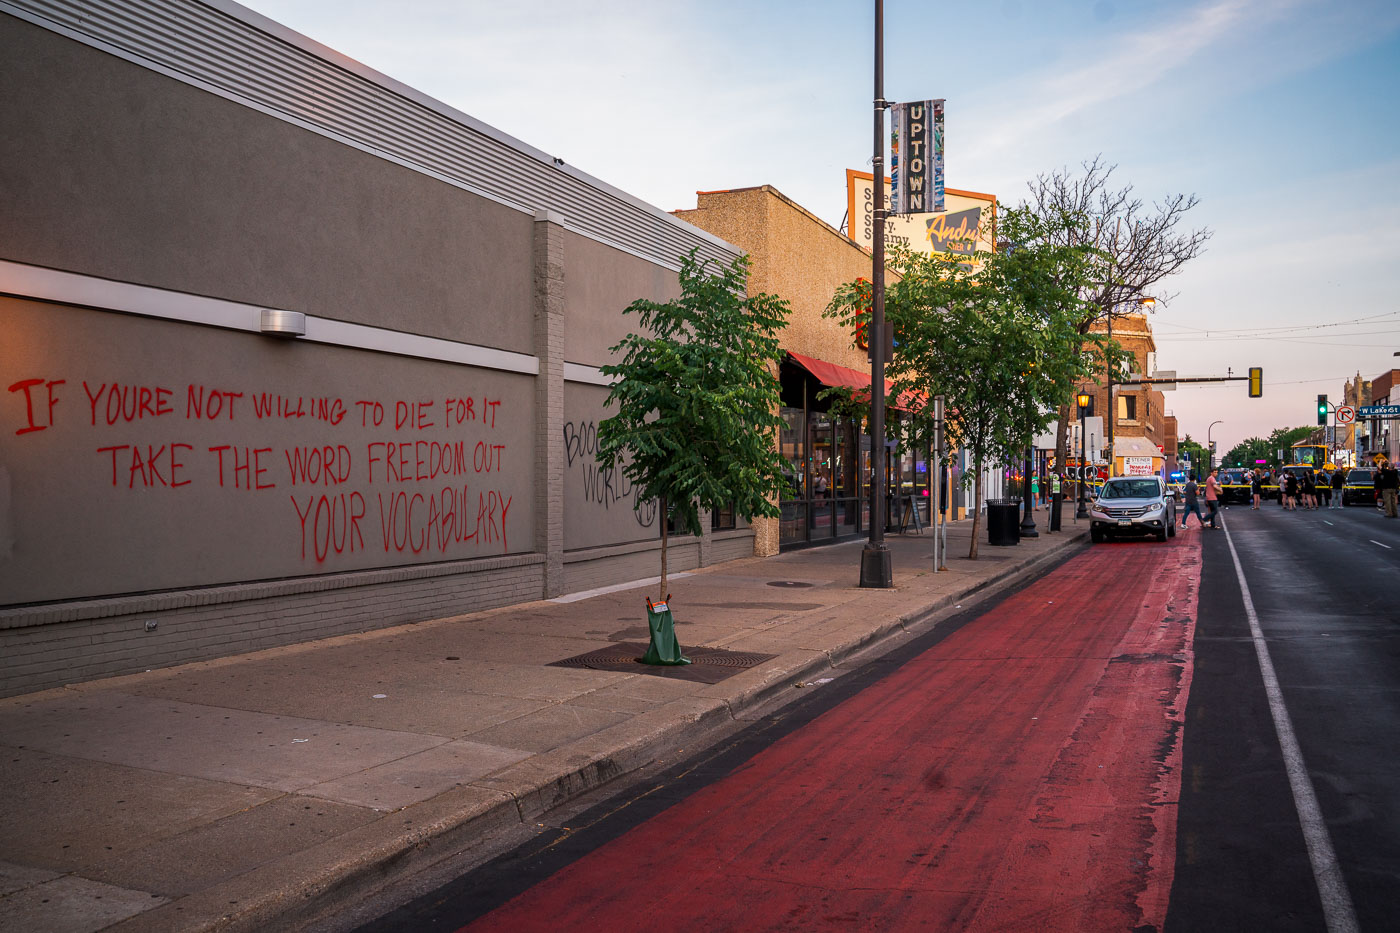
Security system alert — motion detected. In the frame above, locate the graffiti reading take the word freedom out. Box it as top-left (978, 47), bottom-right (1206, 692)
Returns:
top-left (6, 376), bottom-right (516, 564)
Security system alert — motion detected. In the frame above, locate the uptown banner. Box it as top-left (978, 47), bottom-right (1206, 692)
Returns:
top-left (890, 99), bottom-right (944, 215)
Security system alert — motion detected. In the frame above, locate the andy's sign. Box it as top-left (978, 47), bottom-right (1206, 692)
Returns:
top-left (846, 170), bottom-right (994, 261)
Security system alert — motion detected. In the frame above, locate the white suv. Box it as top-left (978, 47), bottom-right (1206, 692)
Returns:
top-left (1089, 476), bottom-right (1177, 543)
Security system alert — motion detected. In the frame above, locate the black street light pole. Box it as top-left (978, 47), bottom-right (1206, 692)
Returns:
top-left (1019, 442), bottom-right (1038, 537)
top-left (1075, 391), bottom-right (1091, 519)
top-left (860, 0), bottom-right (893, 588)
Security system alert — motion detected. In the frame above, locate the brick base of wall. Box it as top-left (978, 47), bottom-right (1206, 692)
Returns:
top-left (0, 555), bottom-right (544, 698)
top-left (3, 529), bottom-right (759, 698)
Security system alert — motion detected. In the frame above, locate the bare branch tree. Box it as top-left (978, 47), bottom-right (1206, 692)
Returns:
top-left (1020, 156), bottom-right (1212, 473)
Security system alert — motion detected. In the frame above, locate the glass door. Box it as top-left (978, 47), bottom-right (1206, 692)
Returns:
top-left (834, 417), bottom-right (861, 536)
top-left (809, 414), bottom-right (834, 539)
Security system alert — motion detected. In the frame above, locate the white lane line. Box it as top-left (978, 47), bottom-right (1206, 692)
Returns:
top-left (1323, 521), bottom-right (1334, 526)
top-left (1222, 523), bottom-right (1360, 933)
top-left (1370, 540), bottom-right (1392, 550)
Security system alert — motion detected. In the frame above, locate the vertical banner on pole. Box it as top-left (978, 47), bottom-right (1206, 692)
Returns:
top-left (932, 98), bottom-right (945, 213)
top-left (891, 99), bottom-right (945, 216)
top-left (890, 103), bottom-right (903, 216)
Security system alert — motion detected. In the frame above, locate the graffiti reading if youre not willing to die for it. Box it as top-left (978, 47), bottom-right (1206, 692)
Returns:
top-left (6, 377), bottom-right (516, 563)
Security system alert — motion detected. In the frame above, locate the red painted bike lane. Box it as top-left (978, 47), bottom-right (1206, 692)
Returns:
top-left (466, 535), bottom-right (1201, 932)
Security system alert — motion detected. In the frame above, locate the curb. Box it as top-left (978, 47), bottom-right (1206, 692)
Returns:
top-left (120, 529), bottom-right (1088, 932)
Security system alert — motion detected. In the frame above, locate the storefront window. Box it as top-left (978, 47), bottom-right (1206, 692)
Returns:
top-left (780, 407), bottom-right (807, 545)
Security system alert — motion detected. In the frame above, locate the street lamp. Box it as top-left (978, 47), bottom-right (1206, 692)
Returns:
top-left (1207, 420), bottom-right (1223, 476)
top-left (1076, 391), bottom-right (1091, 519)
top-left (1019, 442), bottom-right (1039, 538)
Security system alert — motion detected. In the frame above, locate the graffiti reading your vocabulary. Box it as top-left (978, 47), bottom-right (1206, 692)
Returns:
top-left (6, 377), bottom-right (515, 563)
top-left (562, 419), bottom-right (657, 528)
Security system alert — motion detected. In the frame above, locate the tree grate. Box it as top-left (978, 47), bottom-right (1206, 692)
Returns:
top-left (549, 643), bottom-right (777, 684)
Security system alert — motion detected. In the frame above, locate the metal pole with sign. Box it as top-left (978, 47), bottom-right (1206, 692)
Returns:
top-left (931, 396), bottom-right (943, 572)
top-left (860, 0), bottom-right (892, 588)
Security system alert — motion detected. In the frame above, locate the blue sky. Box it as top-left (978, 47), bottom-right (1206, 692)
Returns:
top-left (242, 0), bottom-right (1400, 455)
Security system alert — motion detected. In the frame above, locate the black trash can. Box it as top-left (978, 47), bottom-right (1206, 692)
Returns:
top-left (986, 498), bottom-right (1021, 546)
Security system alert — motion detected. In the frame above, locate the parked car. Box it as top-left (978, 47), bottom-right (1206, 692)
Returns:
top-left (1089, 475), bottom-right (1177, 543)
top-left (1342, 468), bottom-right (1377, 506)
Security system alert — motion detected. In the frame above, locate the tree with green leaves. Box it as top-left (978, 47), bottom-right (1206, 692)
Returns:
top-left (1221, 436), bottom-right (1274, 471)
top-left (1178, 435), bottom-right (1209, 476)
top-left (598, 249), bottom-right (791, 599)
top-left (1268, 425), bottom-right (1316, 455)
top-left (826, 204), bottom-right (1110, 558)
top-left (1020, 158), bottom-right (1211, 471)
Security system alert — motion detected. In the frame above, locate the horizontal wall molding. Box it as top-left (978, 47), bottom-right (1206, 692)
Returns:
top-left (0, 259), bottom-right (540, 375)
top-left (563, 362), bottom-right (616, 387)
top-left (0, 552), bottom-right (545, 630)
top-left (1, 0), bottom-right (740, 275)
top-left (563, 536), bottom-right (700, 563)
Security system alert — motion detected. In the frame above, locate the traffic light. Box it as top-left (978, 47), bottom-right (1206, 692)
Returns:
top-left (1316, 394), bottom-right (1328, 425)
top-left (1248, 367), bottom-right (1262, 398)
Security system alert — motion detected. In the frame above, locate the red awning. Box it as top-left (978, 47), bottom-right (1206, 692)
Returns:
top-left (787, 351), bottom-right (874, 394)
top-left (786, 352), bottom-right (924, 411)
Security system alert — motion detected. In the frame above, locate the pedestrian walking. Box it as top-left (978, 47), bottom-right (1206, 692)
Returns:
top-left (1030, 473), bottom-right (1040, 511)
top-left (1204, 469), bottom-right (1222, 529)
top-left (1250, 469), bottom-right (1263, 509)
top-left (1180, 475), bottom-right (1205, 528)
top-left (1331, 467), bottom-right (1345, 508)
top-left (1380, 461), bottom-right (1399, 518)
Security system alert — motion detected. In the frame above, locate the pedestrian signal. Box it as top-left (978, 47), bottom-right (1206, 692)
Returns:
top-left (1316, 394), bottom-right (1328, 425)
top-left (1248, 367), bottom-right (1262, 398)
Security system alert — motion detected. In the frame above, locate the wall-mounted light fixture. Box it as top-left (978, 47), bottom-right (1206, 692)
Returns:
top-left (259, 308), bottom-right (306, 337)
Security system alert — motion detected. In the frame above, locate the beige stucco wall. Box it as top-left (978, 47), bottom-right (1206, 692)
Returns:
top-left (675, 186), bottom-right (874, 372)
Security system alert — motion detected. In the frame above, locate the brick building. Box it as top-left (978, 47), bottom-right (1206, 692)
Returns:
top-left (1081, 313), bottom-right (1169, 464)
top-left (1342, 372), bottom-right (1373, 463)
top-left (1364, 369), bottom-right (1398, 465)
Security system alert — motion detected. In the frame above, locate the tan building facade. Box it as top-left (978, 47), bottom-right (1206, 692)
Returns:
top-left (677, 186), bottom-right (875, 374)
top-left (676, 185), bottom-right (939, 554)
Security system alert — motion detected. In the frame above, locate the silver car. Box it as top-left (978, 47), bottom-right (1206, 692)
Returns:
top-left (1089, 476), bottom-right (1177, 543)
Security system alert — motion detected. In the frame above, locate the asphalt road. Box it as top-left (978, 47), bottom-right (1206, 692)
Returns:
top-left (1169, 501), bottom-right (1400, 932)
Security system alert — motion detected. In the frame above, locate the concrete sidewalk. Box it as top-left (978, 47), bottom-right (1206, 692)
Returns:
top-left (1, 508), bottom-right (1087, 933)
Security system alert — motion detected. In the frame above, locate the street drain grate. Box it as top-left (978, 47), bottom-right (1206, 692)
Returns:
top-left (549, 643), bottom-right (777, 684)
top-left (767, 580), bottom-right (815, 588)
